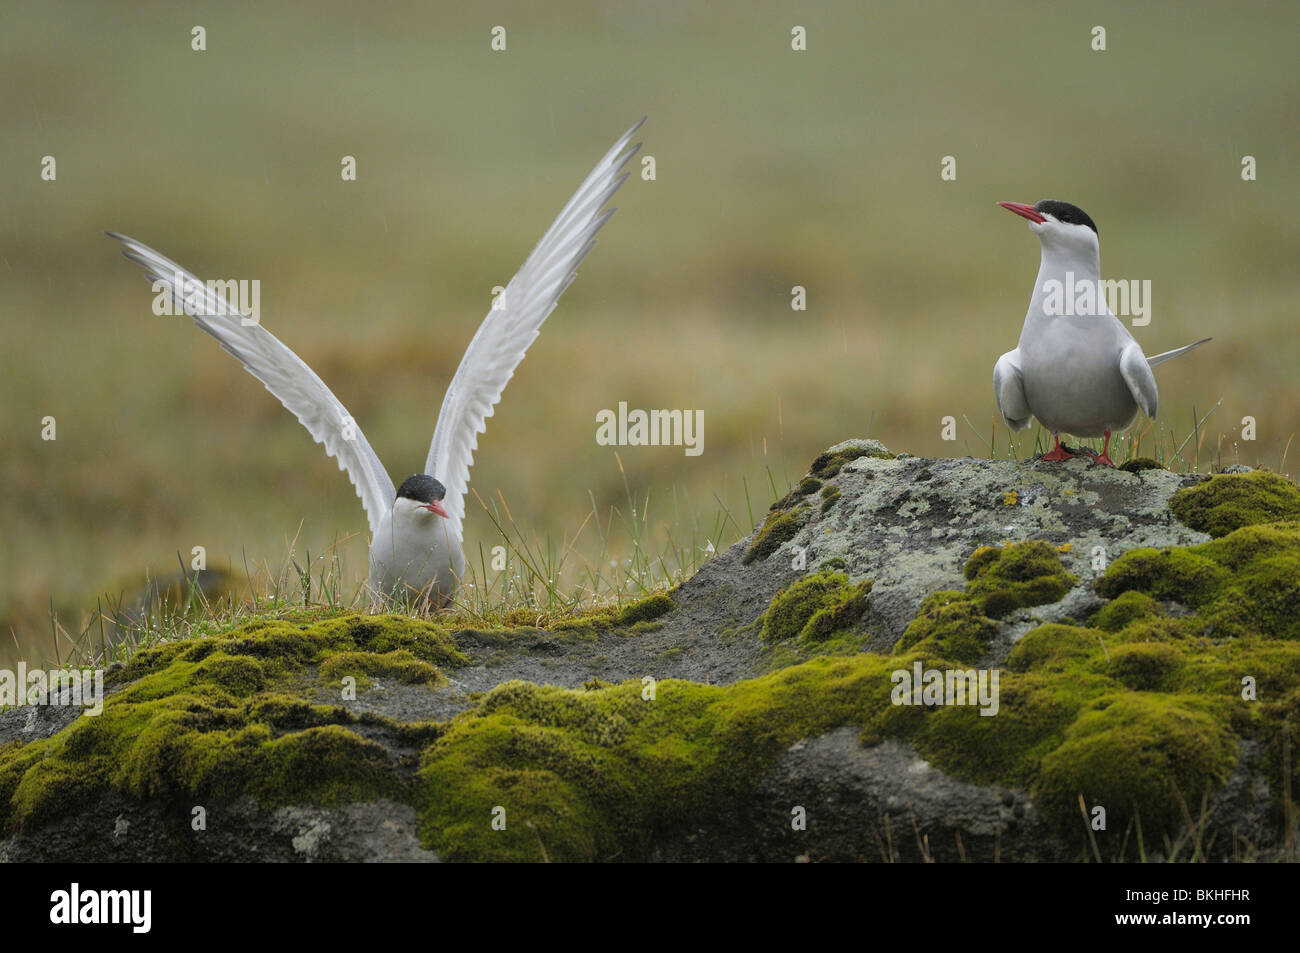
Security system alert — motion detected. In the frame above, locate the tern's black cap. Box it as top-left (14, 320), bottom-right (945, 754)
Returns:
top-left (1035, 200), bottom-right (1098, 235)
top-left (396, 474), bottom-right (446, 503)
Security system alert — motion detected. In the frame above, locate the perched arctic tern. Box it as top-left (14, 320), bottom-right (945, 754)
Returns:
top-left (110, 119), bottom-right (643, 606)
top-left (993, 199), bottom-right (1210, 466)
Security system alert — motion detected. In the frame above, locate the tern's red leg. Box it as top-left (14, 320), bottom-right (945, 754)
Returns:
top-left (1088, 430), bottom-right (1117, 467)
top-left (1040, 434), bottom-right (1076, 461)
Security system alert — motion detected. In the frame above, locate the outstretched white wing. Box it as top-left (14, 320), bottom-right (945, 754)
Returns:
top-left (424, 119), bottom-right (644, 543)
top-left (109, 233), bottom-right (396, 537)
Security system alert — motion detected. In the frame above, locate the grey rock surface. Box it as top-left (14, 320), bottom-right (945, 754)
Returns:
top-left (0, 794), bottom-right (437, 863)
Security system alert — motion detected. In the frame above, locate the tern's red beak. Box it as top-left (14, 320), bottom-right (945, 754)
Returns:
top-left (998, 201), bottom-right (1047, 224)
top-left (423, 500), bottom-right (449, 518)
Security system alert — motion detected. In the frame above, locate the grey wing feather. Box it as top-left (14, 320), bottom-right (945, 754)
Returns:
top-left (424, 119), bottom-right (644, 544)
top-left (994, 349), bottom-right (1032, 430)
top-left (1119, 341), bottom-right (1159, 419)
top-left (108, 232), bottom-right (396, 537)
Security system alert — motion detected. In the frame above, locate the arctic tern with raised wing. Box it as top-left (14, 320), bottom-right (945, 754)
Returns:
top-left (110, 119), bottom-right (643, 606)
top-left (993, 199), bottom-right (1210, 466)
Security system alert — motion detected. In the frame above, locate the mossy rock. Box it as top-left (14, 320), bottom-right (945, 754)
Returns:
top-left (1169, 470), bottom-right (1300, 537)
top-left (8, 440), bottom-right (1300, 862)
top-left (743, 506), bottom-right (809, 564)
top-left (4, 599), bottom-right (1298, 860)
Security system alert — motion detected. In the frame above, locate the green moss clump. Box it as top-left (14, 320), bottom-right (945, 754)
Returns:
top-left (546, 618), bottom-right (599, 635)
top-left (105, 640), bottom-right (194, 687)
top-left (963, 541), bottom-right (1078, 619)
top-left (417, 656), bottom-right (906, 862)
top-left (319, 650), bottom-right (444, 687)
top-left (1091, 591), bottom-right (1163, 632)
top-left (1107, 643), bottom-right (1185, 691)
top-left (899, 668), bottom-right (1108, 790)
top-left (1094, 548), bottom-right (1227, 605)
top-left (616, 593), bottom-right (675, 626)
top-left (1118, 458), bottom-right (1165, 473)
top-left (743, 506), bottom-right (809, 564)
top-left (809, 443), bottom-right (893, 479)
top-left (820, 485), bottom-right (842, 515)
top-left (1169, 471), bottom-right (1300, 537)
top-left (0, 613), bottom-right (460, 833)
top-left (1096, 522), bottom-right (1300, 638)
top-left (549, 592), bottom-right (676, 635)
top-left (770, 477), bottom-right (825, 511)
top-left (963, 546), bottom-right (1001, 579)
top-left (193, 654), bottom-right (269, 694)
top-left (760, 571), bottom-right (871, 644)
top-left (246, 694), bottom-right (352, 731)
top-left (0, 742), bottom-right (47, 830)
top-left (1005, 625), bottom-right (1102, 672)
top-left (1036, 694), bottom-right (1237, 842)
top-left (895, 592), bottom-right (999, 665)
top-left (309, 614), bottom-right (467, 669)
top-left (802, 582), bottom-right (872, 644)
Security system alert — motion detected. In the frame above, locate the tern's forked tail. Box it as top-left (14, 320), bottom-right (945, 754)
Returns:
top-left (1147, 337), bottom-right (1212, 368)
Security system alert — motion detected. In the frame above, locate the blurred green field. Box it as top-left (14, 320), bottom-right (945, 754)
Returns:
top-left (3, 1), bottom-right (1297, 666)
